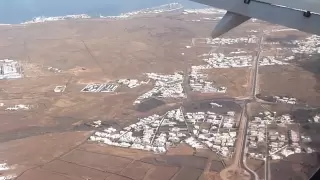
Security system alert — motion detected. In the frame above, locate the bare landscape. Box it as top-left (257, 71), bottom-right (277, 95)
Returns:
top-left (0, 5), bottom-right (319, 180)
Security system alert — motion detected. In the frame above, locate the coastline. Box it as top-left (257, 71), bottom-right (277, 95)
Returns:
top-left (0, 3), bottom-right (225, 26)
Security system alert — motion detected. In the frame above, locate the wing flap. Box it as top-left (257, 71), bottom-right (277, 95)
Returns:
top-left (258, 0), bottom-right (320, 14)
top-left (191, 0), bottom-right (320, 36)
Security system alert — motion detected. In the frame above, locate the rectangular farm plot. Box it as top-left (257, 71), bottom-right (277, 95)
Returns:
top-left (172, 167), bottom-right (203, 180)
top-left (42, 160), bottom-right (112, 180)
top-left (61, 150), bottom-right (132, 173)
top-left (18, 168), bottom-right (76, 180)
top-left (106, 174), bottom-right (132, 180)
top-left (120, 161), bottom-right (153, 180)
top-left (144, 166), bottom-right (180, 180)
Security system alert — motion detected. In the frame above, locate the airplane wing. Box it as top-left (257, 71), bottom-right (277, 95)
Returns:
top-left (189, 0), bottom-right (320, 38)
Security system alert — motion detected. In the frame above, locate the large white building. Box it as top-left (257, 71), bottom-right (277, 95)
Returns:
top-left (0, 59), bottom-right (23, 80)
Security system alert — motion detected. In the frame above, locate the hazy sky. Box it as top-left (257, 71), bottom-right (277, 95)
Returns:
top-left (0, 0), bottom-right (206, 24)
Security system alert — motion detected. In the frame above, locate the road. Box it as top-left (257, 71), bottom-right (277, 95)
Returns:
top-left (224, 34), bottom-right (264, 180)
top-left (233, 106), bottom-right (247, 168)
top-left (251, 36), bottom-right (263, 99)
top-left (220, 105), bottom-right (250, 180)
top-left (184, 34), bottom-right (265, 180)
top-left (255, 34), bottom-right (271, 180)
top-left (239, 103), bottom-right (259, 180)
top-left (242, 34), bottom-right (265, 180)
top-left (265, 124), bottom-right (270, 180)
top-left (228, 34), bottom-right (264, 180)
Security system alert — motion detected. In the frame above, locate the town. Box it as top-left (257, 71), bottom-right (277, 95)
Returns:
top-left (75, 33), bottom-right (320, 107)
top-left (192, 36), bottom-right (258, 46)
top-left (291, 35), bottom-right (320, 54)
top-left (0, 3), bottom-right (320, 180)
top-left (89, 104), bottom-right (238, 157)
top-left (259, 56), bottom-right (290, 66)
top-left (247, 111), bottom-right (316, 160)
top-left (202, 53), bottom-right (253, 68)
top-left (134, 72), bottom-right (186, 104)
top-left (189, 65), bottom-right (227, 93)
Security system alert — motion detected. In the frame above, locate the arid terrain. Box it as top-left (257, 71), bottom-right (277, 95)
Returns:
top-left (0, 7), bottom-right (319, 180)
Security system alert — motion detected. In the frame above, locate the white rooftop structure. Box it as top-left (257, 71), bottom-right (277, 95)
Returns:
top-left (134, 72), bottom-right (186, 104)
top-left (291, 35), bottom-right (320, 54)
top-left (54, 86), bottom-right (66, 93)
top-left (259, 56), bottom-right (289, 66)
top-left (5, 104), bottom-right (30, 111)
top-left (0, 59), bottom-right (23, 80)
top-left (89, 107), bottom-right (237, 157)
top-left (203, 53), bottom-right (253, 68)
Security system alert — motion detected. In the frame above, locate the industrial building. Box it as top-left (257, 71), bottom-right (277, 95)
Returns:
top-left (81, 84), bottom-right (104, 92)
top-left (81, 83), bottom-right (119, 93)
top-left (0, 59), bottom-right (23, 80)
top-left (100, 83), bottom-right (119, 92)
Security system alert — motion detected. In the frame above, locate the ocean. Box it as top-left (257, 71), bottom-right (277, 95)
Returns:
top-left (0, 0), bottom-right (206, 24)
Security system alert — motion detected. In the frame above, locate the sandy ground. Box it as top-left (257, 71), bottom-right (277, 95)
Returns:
top-left (0, 131), bottom-right (91, 178)
top-left (0, 8), bottom-right (319, 180)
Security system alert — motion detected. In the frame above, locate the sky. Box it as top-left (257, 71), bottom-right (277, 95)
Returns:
top-left (0, 0), bottom-right (206, 24)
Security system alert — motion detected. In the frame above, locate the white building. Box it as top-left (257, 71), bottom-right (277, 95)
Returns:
top-left (0, 59), bottom-right (23, 79)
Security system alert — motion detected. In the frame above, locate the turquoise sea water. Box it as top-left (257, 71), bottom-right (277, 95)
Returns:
top-left (0, 0), bottom-right (205, 24)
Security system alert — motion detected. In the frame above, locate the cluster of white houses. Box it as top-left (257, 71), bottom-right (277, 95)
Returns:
top-left (189, 65), bottom-right (227, 93)
top-left (291, 35), bottom-right (320, 54)
top-left (5, 104), bottom-right (30, 111)
top-left (186, 110), bottom-right (237, 157)
top-left (117, 79), bottom-right (149, 88)
top-left (192, 36), bottom-right (258, 46)
top-left (134, 72), bottom-right (186, 104)
top-left (47, 66), bottom-right (62, 73)
top-left (259, 56), bottom-right (289, 66)
top-left (0, 163), bottom-right (16, 180)
top-left (89, 106), bottom-right (238, 157)
top-left (273, 96), bottom-right (297, 104)
top-left (202, 53), bottom-right (253, 68)
top-left (247, 111), bottom-right (315, 160)
top-left (311, 114), bottom-right (320, 123)
top-left (183, 8), bottom-right (226, 15)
